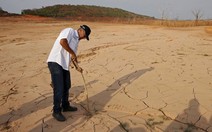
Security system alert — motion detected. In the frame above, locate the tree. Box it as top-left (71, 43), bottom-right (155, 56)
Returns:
top-left (192, 9), bottom-right (203, 26)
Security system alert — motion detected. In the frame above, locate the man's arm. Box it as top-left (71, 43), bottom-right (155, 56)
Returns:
top-left (60, 38), bottom-right (77, 61)
top-left (60, 38), bottom-right (83, 73)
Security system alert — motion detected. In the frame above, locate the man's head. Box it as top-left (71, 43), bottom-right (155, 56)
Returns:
top-left (78, 25), bottom-right (91, 40)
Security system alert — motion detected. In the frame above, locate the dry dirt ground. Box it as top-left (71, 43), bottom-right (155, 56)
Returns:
top-left (0, 17), bottom-right (212, 132)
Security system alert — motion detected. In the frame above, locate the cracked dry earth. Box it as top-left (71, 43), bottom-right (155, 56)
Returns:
top-left (0, 19), bottom-right (212, 132)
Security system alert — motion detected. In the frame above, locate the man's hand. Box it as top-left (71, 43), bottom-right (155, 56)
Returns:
top-left (76, 67), bottom-right (83, 73)
top-left (71, 54), bottom-right (77, 62)
top-left (72, 59), bottom-right (83, 73)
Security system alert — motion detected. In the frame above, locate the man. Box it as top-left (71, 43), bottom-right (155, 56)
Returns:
top-left (47, 25), bottom-right (91, 121)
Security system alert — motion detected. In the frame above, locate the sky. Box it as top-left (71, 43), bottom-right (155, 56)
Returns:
top-left (0, 0), bottom-right (211, 20)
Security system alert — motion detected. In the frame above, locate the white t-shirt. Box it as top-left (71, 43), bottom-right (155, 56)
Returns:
top-left (47, 28), bottom-right (79, 71)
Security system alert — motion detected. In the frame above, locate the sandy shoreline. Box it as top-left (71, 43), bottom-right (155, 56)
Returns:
top-left (0, 18), bottom-right (212, 131)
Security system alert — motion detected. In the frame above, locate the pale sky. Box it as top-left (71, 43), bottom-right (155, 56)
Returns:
top-left (0, 0), bottom-right (211, 20)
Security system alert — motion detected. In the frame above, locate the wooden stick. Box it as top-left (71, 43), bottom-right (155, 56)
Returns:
top-left (81, 72), bottom-right (90, 112)
top-left (72, 59), bottom-right (90, 113)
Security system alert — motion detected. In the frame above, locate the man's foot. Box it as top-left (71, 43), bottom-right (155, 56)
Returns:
top-left (63, 106), bottom-right (78, 112)
top-left (52, 112), bottom-right (66, 122)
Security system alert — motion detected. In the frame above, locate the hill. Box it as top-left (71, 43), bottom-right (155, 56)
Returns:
top-left (21, 5), bottom-right (154, 21)
top-left (0, 8), bottom-right (19, 17)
